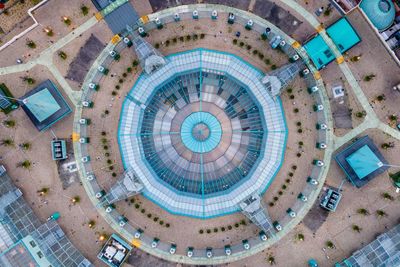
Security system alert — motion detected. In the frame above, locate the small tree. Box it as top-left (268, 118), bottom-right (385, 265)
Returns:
top-left (21, 142), bottom-right (31, 151)
top-left (267, 255), bottom-right (275, 265)
top-left (37, 187), bottom-right (49, 196)
top-left (23, 76), bottom-right (35, 85)
top-left (71, 196), bottom-right (81, 204)
top-left (326, 240), bottom-right (335, 249)
top-left (17, 160), bottom-right (32, 169)
top-left (382, 192), bottom-right (394, 201)
top-left (296, 233), bottom-right (305, 241)
top-left (4, 120), bottom-right (16, 128)
top-left (58, 51), bottom-right (67, 60)
top-left (352, 224), bottom-right (362, 233)
top-left (376, 210), bottom-right (387, 218)
top-left (81, 5), bottom-right (89, 16)
top-left (1, 138), bottom-right (14, 147)
top-left (26, 40), bottom-right (36, 49)
top-left (62, 16), bottom-right (72, 26)
top-left (357, 208), bottom-right (370, 216)
top-left (88, 220), bottom-right (96, 228)
top-left (363, 74), bottom-right (376, 82)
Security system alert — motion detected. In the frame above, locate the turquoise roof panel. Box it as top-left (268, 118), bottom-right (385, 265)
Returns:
top-left (25, 89), bottom-right (61, 122)
top-left (360, 0), bottom-right (395, 31)
top-left (304, 35), bottom-right (335, 70)
top-left (326, 18), bottom-right (361, 53)
top-left (345, 145), bottom-right (382, 179)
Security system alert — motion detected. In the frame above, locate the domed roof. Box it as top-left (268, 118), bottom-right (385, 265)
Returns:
top-left (360, 0), bottom-right (395, 31)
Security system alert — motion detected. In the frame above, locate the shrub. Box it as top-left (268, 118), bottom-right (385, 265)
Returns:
top-left (107, 159), bottom-right (112, 164)
top-left (179, 36), bottom-right (184, 42)
top-left (115, 85), bottom-right (120, 90)
top-left (264, 58), bottom-right (271, 65)
top-left (221, 227), bottom-right (226, 232)
top-left (165, 40), bottom-right (170, 46)
top-left (193, 34), bottom-right (198, 40)
top-left (296, 153), bottom-right (302, 157)
top-left (206, 229), bottom-right (211, 234)
top-left (112, 172), bottom-right (117, 177)
top-left (213, 227), bottom-right (218, 233)
top-left (288, 172), bottom-right (294, 177)
top-left (154, 43), bottom-right (160, 49)
top-left (153, 217), bottom-right (159, 222)
top-left (234, 223), bottom-right (239, 228)
top-left (199, 229), bottom-right (204, 234)
top-left (132, 60), bottom-right (139, 67)
top-left (293, 108), bottom-right (299, 113)
top-left (118, 79), bottom-right (124, 84)
top-left (227, 225), bottom-right (233, 230)
top-left (81, 5), bottom-right (89, 16)
top-left (172, 37), bottom-right (177, 43)
top-left (271, 64), bottom-right (277, 70)
top-left (232, 39), bottom-right (238, 45)
top-left (159, 220), bottom-right (164, 225)
top-left (292, 165), bottom-right (297, 170)
top-left (185, 35), bottom-right (191, 41)
top-left (326, 240), bottom-right (335, 249)
top-left (285, 178), bottom-right (291, 183)
top-left (290, 95), bottom-right (295, 99)
top-left (278, 191), bottom-right (283, 196)
top-left (135, 204), bottom-right (140, 209)
top-left (299, 141), bottom-right (304, 146)
top-left (200, 33), bottom-right (205, 39)
top-left (246, 44), bottom-right (252, 50)
top-left (147, 213), bottom-right (152, 218)
top-left (101, 131), bottom-right (107, 136)
top-left (122, 73), bottom-right (127, 78)
top-left (165, 223), bottom-right (170, 228)
top-left (352, 224), bottom-right (362, 233)
top-left (26, 40), bottom-right (36, 48)
top-left (4, 120), bottom-right (16, 128)
top-left (140, 208), bottom-right (145, 213)
top-left (297, 129), bottom-right (303, 133)
top-left (357, 208), bottom-right (369, 216)
top-left (239, 41), bottom-right (244, 47)
top-left (111, 91), bottom-right (117, 96)
top-left (273, 196), bottom-right (279, 201)
top-left (282, 184), bottom-right (287, 190)
top-left (382, 192), bottom-right (394, 201)
top-left (58, 51), bottom-right (67, 60)
top-left (258, 53), bottom-right (264, 60)
top-left (269, 202), bottom-right (274, 207)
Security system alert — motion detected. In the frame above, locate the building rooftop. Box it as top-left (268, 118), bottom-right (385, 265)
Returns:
top-left (97, 234), bottom-right (132, 267)
top-left (337, 224), bottom-right (400, 267)
top-left (326, 17), bottom-right (361, 53)
top-left (304, 18), bottom-right (361, 70)
top-left (0, 165), bottom-right (93, 267)
top-left (104, 2), bottom-right (139, 34)
top-left (360, 0), bottom-right (396, 31)
top-left (21, 80), bottom-right (71, 131)
top-left (335, 136), bottom-right (389, 187)
top-left (118, 48), bottom-right (287, 218)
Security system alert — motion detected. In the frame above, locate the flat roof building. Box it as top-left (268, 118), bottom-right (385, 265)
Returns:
top-left (21, 80), bottom-right (71, 131)
top-left (335, 136), bottom-right (389, 187)
top-left (0, 165), bottom-right (93, 267)
top-left (336, 224), bottom-right (400, 266)
top-left (97, 234), bottom-right (132, 267)
top-left (304, 18), bottom-right (361, 70)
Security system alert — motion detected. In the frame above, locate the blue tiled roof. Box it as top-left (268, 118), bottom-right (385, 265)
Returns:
top-left (360, 0), bottom-right (395, 31)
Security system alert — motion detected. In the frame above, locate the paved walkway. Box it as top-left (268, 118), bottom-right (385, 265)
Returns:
top-left (281, 0), bottom-right (400, 148)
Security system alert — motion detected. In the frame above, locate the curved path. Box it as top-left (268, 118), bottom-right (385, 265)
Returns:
top-left (1, 1), bottom-right (399, 265)
top-left (73, 4), bottom-right (333, 264)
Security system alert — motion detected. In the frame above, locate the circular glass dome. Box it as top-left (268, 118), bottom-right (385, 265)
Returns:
top-left (118, 49), bottom-right (287, 217)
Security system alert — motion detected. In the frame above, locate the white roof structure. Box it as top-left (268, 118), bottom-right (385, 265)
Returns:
top-left (118, 49), bottom-right (287, 218)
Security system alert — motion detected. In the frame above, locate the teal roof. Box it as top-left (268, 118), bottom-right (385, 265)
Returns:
top-left (304, 35), bottom-right (335, 70)
top-left (326, 18), bottom-right (361, 53)
top-left (345, 145), bottom-right (382, 179)
top-left (360, 0), bottom-right (395, 31)
top-left (25, 88), bottom-right (60, 122)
